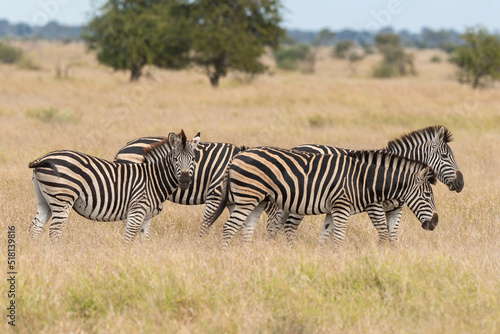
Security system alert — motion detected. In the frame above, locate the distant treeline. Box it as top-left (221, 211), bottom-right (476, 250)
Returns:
top-left (287, 27), bottom-right (464, 49)
top-left (0, 20), bottom-right (82, 41)
top-left (0, 19), bottom-right (465, 49)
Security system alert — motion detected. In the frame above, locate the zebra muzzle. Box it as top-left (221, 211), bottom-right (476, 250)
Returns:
top-left (451, 170), bottom-right (464, 193)
top-left (179, 172), bottom-right (191, 190)
top-left (422, 213), bottom-right (439, 231)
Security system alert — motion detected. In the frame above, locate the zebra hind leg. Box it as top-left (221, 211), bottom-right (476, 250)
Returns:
top-left (30, 179), bottom-right (52, 239)
top-left (47, 200), bottom-right (74, 241)
top-left (283, 214), bottom-right (304, 244)
top-left (221, 203), bottom-right (257, 250)
top-left (241, 202), bottom-right (267, 243)
top-left (199, 196), bottom-right (229, 238)
top-left (265, 203), bottom-right (287, 239)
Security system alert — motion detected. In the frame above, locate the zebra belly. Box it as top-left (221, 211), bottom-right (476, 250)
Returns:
top-left (73, 197), bottom-right (127, 222)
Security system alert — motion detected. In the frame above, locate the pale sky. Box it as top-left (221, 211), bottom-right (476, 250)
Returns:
top-left (1, 0), bottom-right (499, 33)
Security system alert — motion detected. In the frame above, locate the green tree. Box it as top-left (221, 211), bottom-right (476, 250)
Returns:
top-left (83, 0), bottom-right (191, 81)
top-left (453, 27), bottom-right (500, 88)
top-left (190, 0), bottom-right (284, 87)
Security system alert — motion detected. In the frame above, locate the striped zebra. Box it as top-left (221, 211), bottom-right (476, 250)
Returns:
top-left (113, 136), bottom-right (244, 236)
top-left (206, 147), bottom-right (438, 249)
top-left (265, 125), bottom-right (463, 243)
top-left (28, 130), bottom-right (200, 243)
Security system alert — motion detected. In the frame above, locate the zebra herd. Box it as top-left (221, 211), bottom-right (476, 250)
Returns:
top-left (29, 126), bottom-right (463, 248)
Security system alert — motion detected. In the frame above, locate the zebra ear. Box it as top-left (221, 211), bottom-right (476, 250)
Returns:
top-left (191, 132), bottom-right (201, 148)
top-left (417, 167), bottom-right (430, 183)
top-left (168, 132), bottom-right (179, 147)
top-left (432, 127), bottom-right (445, 147)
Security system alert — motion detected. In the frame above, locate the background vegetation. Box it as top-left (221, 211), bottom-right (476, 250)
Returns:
top-left (0, 41), bottom-right (499, 333)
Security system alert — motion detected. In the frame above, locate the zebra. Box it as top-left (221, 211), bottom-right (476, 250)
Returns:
top-left (28, 130), bottom-right (200, 243)
top-left (265, 125), bottom-right (463, 244)
top-left (113, 136), bottom-right (244, 236)
top-left (205, 147), bottom-right (438, 249)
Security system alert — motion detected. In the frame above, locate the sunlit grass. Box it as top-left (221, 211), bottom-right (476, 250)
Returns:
top-left (0, 42), bottom-right (498, 333)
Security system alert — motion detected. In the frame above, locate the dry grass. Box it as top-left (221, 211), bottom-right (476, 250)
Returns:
top-left (0, 42), bottom-right (499, 333)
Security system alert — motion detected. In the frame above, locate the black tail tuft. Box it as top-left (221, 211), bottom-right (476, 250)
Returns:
top-left (28, 159), bottom-right (60, 177)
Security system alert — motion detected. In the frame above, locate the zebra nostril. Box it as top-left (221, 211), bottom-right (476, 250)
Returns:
top-left (454, 171), bottom-right (464, 193)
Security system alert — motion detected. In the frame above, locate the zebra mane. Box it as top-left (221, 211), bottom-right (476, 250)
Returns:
top-left (347, 149), bottom-right (437, 184)
top-left (386, 125), bottom-right (454, 151)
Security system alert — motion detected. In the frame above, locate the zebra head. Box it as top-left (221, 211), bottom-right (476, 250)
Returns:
top-left (405, 166), bottom-right (439, 231)
top-left (168, 130), bottom-right (201, 190)
top-left (427, 126), bottom-right (464, 193)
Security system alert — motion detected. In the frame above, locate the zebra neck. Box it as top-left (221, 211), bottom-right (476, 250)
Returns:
top-left (146, 159), bottom-right (178, 204)
top-left (386, 141), bottom-right (429, 165)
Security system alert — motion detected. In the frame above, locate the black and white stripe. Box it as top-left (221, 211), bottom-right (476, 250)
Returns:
top-left (206, 147), bottom-right (438, 249)
top-left (29, 131), bottom-right (200, 242)
top-left (266, 125), bottom-right (462, 243)
top-left (114, 137), bottom-right (244, 235)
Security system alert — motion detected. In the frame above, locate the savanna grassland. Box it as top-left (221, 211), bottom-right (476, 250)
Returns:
top-left (0, 41), bottom-right (499, 333)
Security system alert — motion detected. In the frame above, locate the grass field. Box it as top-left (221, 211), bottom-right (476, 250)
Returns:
top-left (0, 41), bottom-right (499, 333)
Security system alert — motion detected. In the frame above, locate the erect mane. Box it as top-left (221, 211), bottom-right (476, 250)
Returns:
top-left (143, 136), bottom-right (170, 156)
top-left (386, 125), bottom-right (454, 151)
top-left (348, 149), bottom-right (436, 184)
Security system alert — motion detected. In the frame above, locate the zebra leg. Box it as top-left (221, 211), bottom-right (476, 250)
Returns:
top-left (283, 214), bottom-right (304, 244)
top-left (124, 207), bottom-right (147, 243)
top-left (47, 201), bottom-right (74, 241)
top-left (319, 204), bottom-right (350, 247)
top-left (139, 218), bottom-right (152, 244)
top-left (199, 194), bottom-right (232, 237)
top-left (241, 202), bottom-right (267, 243)
top-left (29, 178), bottom-right (52, 238)
top-left (366, 203), bottom-right (390, 245)
top-left (222, 203), bottom-right (258, 250)
top-left (265, 202), bottom-right (286, 239)
top-left (386, 206), bottom-right (403, 244)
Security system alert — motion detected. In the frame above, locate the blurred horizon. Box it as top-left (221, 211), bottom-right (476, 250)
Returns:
top-left (0, 0), bottom-right (499, 34)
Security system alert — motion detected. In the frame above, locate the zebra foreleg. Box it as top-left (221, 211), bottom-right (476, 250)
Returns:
top-left (221, 204), bottom-right (257, 250)
top-left (366, 203), bottom-right (390, 245)
top-left (124, 208), bottom-right (147, 243)
top-left (319, 204), bottom-right (351, 247)
top-left (241, 202), bottom-right (267, 243)
top-left (283, 214), bottom-right (304, 244)
top-left (139, 218), bottom-right (152, 244)
top-left (385, 206), bottom-right (403, 244)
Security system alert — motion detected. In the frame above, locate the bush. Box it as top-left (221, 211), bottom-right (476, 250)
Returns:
top-left (333, 40), bottom-right (354, 58)
top-left (26, 108), bottom-right (80, 123)
top-left (0, 42), bottom-right (23, 64)
top-left (16, 56), bottom-right (41, 70)
top-left (430, 55), bottom-right (442, 63)
top-left (373, 61), bottom-right (399, 78)
top-left (274, 44), bottom-right (313, 71)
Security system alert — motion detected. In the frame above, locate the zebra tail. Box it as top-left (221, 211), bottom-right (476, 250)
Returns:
top-left (28, 159), bottom-right (60, 177)
top-left (205, 165), bottom-right (230, 227)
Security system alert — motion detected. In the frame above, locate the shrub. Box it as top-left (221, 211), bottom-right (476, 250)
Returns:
top-left (0, 42), bottom-right (23, 64)
top-left (373, 61), bottom-right (399, 78)
top-left (430, 55), bottom-right (442, 63)
top-left (274, 44), bottom-right (313, 71)
top-left (333, 40), bottom-right (354, 58)
top-left (26, 108), bottom-right (80, 123)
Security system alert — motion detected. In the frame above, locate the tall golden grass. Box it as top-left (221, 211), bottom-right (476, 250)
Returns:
top-left (0, 42), bottom-right (499, 333)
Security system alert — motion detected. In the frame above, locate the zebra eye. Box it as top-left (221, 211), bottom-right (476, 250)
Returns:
top-left (424, 191), bottom-right (432, 197)
top-left (440, 154), bottom-right (448, 159)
